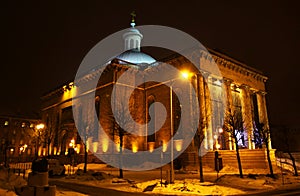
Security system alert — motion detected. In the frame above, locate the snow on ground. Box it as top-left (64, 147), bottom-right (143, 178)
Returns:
top-left (1, 163), bottom-right (300, 195)
top-left (75, 163), bottom-right (108, 171)
top-left (55, 164), bottom-right (300, 195)
top-left (55, 189), bottom-right (88, 196)
top-left (57, 173), bottom-right (245, 195)
top-left (0, 167), bottom-right (27, 192)
top-left (127, 179), bottom-right (245, 195)
top-left (0, 188), bottom-right (88, 196)
top-left (0, 188), bottom-right (16, 196)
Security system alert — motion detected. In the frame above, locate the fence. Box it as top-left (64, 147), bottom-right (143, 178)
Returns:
top-left (276, 152), bottom-right (300, 173)
top-left (9, 162), bottom-right (32, 178)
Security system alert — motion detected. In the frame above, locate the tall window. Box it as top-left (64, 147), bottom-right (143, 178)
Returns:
top-left (95, 96), bottom-right (100, 118)
top-left (231, 89), bottom-right (245, 147)
top-left (93, 96), bottom-right (100, 142)
top-left (147, 95), bottom-right (156, 142)
top-left (251, 93), bottom-right (259, 125)
top-left (251, 93), bottom-right (262, 148)
top-left (61, 106), bottom-right (73, 124)
top-left (135, 40), bottom-right (139, 49)
top-left (53, 113), bottom-right (60, 149)
top-left (130, 39), bottom-right (134, 49)
top-left (209, 79), bottom-right (225, 149)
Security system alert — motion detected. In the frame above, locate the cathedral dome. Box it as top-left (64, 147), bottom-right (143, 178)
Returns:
top-left (113, 14), bottom-right (156, 68)
top-left (116, 49), bottom-right (156, 65)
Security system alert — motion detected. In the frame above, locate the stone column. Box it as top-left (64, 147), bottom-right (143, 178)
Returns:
top-left (223, 78), bottom-right (234, 150)
top-left (198, 73), bottom-right (208, 149)
top-left (240, 85), bottom-right (255, 149)
top-left (202, 72), bottom-right (213, 150)
top-left (257, 91), bottom-right (272, 149)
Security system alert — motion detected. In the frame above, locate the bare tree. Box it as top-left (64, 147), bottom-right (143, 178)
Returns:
top-left (112, 89), bottom-right (135, 179)
top-left (194, 126), bottom-right (205, 182)
top-left (44, 120), bottom-right (56, 158)
top-left (282, 127), bottom-right (298, 176)
top-left (75, 106), bottom-right (89, 173)
top-left (1, 140), bottom-right (10, 167)
top-left (256, 123), bottom-right (274, 178)
top-left (223, 109), bottom-right (244, 178)
top-left (102, 85), bottom-right (136, 179)
top-left (83, 126), bottom-right (88, 173)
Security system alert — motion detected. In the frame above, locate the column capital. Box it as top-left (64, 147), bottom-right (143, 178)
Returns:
top-left (223, 77), bottom-right (233, 86)
top-left (249, 88), bottom-right (258, 94)
top-left (257, 90), bottom-right (267, 96)
top-left (230, 83), bottom-right (240, 92)
top-left (200, 71), bottom-right (211, 79)
top-left (240, 84), bottom-right (250, 90)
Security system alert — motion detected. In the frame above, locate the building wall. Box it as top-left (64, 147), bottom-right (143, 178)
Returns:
top-left (0, 116), bottom-right (39, 163)
top-left (40, 49), bottom-right (270, 166)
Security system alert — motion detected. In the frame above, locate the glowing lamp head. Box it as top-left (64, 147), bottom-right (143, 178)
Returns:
top-left (181, 71), bottom-right (189, 79)
top-left (148, 142), bottom-right (155, 153)
top-left (214, 134), bottom-right (218, 140)
top-left (174, 139), bottom-right (183, 152)
top-left (218, 128), bottom-right (223, 133)
top-left (36, 123), bottom-right (45, 130)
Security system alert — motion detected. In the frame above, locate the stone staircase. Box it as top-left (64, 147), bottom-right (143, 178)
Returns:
top-left (183, 149), bottom-right (276, 171)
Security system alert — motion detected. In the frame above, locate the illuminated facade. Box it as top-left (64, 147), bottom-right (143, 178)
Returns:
top-left (0, 116), bottom-right (39, 163)
top-left (41, 21), bottom-right (273, 169)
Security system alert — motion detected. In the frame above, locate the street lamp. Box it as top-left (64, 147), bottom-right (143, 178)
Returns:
top-left (181, 71), bottom-right (206, 182)
top-left (168, 71), bottom-right (192, 183)
top-left (170, 83), bottom-right (174, 184)
top-left (35, 123), bottom-right (45, 158)
top-left (36, 123), bottom-right (45, 130)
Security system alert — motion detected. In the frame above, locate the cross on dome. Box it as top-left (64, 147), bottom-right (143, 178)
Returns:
top-left (130, 11), bottom-right (136, 27)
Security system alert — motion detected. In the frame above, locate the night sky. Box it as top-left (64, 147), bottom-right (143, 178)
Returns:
top-left (2, 1), bottom-right (300, 128)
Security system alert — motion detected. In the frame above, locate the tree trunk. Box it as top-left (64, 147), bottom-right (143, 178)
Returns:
top-left (4, 146), bottom-right (8, 167)
top-left (119, 134), bottom-right (123, 178)
top-left (288, 152), bottom-right (298, 176)
top-left (47, 140), bottom-right (50, 158)
top-left (84, 143), bottom-right (87, 173)
top-left (198, 151), bottom-right (204, 182)
top-left (266, 140), bottom-right (274, 178)
top-left (235, 140), bottom-right (243, 178)
top-left (195, 133), bottom-right (204, 182)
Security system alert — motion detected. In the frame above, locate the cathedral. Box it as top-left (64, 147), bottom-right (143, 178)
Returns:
top-left (41, 18), bottom-right (274, 170)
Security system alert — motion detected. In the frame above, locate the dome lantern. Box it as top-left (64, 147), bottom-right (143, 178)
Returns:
top-left (123, 11), bottom-right (143, 51)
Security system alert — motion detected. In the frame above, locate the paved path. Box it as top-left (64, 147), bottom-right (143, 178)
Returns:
top-left (49, 179), bottom-right (164, 196)
top-left (246, 185), bottom-right (300, 196)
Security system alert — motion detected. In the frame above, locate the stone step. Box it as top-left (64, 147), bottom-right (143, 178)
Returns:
top-left (182, 149), bottom-right (275, 170)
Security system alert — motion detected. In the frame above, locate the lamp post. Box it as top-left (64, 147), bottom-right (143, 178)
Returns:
top-left (182, 71), bottom-right (205, 182)
top-left (168, 71), bottom-right (191, 184)
top-left (160, 140), bottom-right (163, 187)
top-left (160, 71), bottom-right (194, 184)
top-left (170, 84), bottom-right (174, 184)
top-left (35, 123), bottom-right (45, 159)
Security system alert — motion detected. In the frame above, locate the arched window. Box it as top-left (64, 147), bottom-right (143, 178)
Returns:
top-left (95, 96), bottom-right (100, 118)
top-left (125, 40), bottom-right (129, 50)
top-left (93, 96), bottom-right (100, 142)
top-left (130, 39), bottom-right (134, 49)
top-left (53, 113), bottom-right (60, 148)
top-left (147, 95), bottom-right (156, 142)
top-left (135, 40), bottom-right (139, 49)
